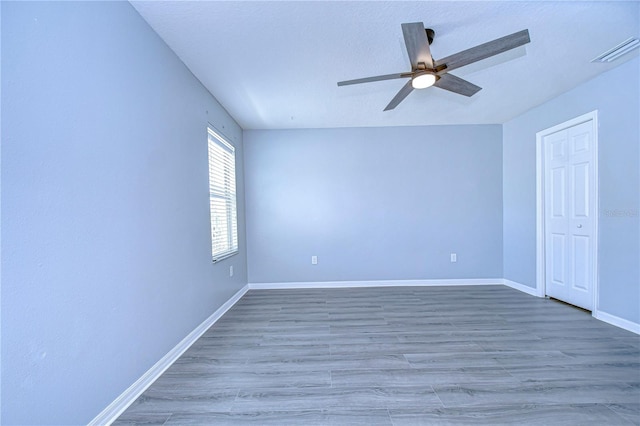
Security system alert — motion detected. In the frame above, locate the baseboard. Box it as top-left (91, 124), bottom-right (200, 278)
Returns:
top-left (501, 279), bottom-right (540, 297)
top-left (248, 278), bottom-right (503, 290)
top-left (88, 284), bottom-right (249, 426)
top-left (593, 309), bottom-right (640, 335)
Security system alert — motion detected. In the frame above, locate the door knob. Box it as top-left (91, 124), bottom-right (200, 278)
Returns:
top-left (577, 224), bottom-right (583, 228)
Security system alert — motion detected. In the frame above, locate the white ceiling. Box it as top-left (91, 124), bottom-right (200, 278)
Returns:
top-left (130, 1), bottom-right (639, 130)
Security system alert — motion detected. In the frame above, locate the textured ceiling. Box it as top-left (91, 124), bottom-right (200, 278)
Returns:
top-left (130, 1), bottom-right (639, 129)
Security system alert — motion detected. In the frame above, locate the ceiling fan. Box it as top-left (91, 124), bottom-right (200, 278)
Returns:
top-left (337, 23), bottom-right (530, 111)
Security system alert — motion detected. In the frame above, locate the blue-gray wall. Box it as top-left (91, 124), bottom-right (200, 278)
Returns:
top-left (503, 56), bottom-right (640, 324)
top-left (2, 1), bottom-right (638, 424)
top-left (1, 2), bottom-right (247, 424)
top-left (244, 125), bottom-right (503, 284)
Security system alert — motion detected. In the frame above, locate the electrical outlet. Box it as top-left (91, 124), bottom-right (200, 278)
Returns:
top-left (311, 256), bottom-right (318, 265)
top-left (450, 253), bottom-right (457, 263)
top-left (229, 265), bottom-right (234, 277)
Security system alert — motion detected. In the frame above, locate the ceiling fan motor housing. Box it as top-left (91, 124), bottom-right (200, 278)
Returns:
top-left (425, 28), bottom-right (435, 45)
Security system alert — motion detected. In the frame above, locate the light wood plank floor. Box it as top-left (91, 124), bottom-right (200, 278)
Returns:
top-left (114, 285), bottom-right (640, 425)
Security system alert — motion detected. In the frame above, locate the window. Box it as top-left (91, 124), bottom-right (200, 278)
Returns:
top-left (207, 126), bottom-right (238, 261)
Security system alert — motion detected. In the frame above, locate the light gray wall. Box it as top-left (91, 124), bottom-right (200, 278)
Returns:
top-left (244, 125), bottom-right (503, 284)
top-left (1, 2), bottom-right (247, 424)
top-left (503, 56), bottom-right (640, 323)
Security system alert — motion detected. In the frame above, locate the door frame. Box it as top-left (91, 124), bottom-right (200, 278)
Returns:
top-left (535, 110), bottom-right (599, 313)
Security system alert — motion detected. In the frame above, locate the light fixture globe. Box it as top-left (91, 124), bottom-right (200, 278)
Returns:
top-left (411, 72), bottom-right (436, 89)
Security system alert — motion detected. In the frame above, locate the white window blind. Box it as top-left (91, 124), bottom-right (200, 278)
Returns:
top-left (208, 127), bottom-right (238, 262)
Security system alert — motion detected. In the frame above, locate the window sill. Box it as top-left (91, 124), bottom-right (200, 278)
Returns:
top-left (212, 251), bottom-right (238, 263)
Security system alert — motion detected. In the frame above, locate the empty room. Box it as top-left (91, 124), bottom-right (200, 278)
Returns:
top-left (2, 1), bottom-right (639, 425)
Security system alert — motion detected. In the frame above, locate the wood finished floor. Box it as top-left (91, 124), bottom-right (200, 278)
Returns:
top-left (114, 285), bottom-right (640, 425)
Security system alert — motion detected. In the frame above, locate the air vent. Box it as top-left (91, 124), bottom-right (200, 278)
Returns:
top-left (591, 37), bottom-right (640, 63)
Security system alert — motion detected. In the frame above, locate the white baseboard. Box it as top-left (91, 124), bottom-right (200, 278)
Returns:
top-left (593, 309), bottom-right (640, 335)
top-left (88, 284), bottom-right (249, 426)
top-left (249, 278), bottom-right (503, 290)
top-left (501, 279), bottom-right (540, 297)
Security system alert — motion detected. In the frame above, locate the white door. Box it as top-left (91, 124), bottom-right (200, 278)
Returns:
top-left (544, 120), bottom-right (596, 310)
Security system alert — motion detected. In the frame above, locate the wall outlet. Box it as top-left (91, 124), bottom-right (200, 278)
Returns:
top-left (311, 255), bottom-right (318, 265)
top-left (450, 253), bottom-right (457, 263)
top-left (229, 265), bottom-right (234, 277)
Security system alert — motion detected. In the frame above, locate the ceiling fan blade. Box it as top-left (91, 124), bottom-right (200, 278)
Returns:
top-left (436, 29), bottom-right (530, 73)
top-left (383, 80), bottom-right (414, 111)
top-left (402, 22), bottom-right (434, 69)
top-left (337, 73), bottom-right (409, 86)
top-left (434, 73), bottom-right (482, 97)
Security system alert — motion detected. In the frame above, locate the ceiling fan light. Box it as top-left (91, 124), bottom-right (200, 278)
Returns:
top-left (412, 73), bottom-right (436, 89)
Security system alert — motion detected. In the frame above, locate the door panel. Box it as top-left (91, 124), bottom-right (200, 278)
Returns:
top-left (572, 131), bottom-right (590, 153)
top-left (551, 234), bottom-right (565, 285)
top-left (573, 162), bottom-right (589, 217)
top-left (572, 235), bottom-right (590, 291)
top-left (551, 167), bottom-right (566, 217)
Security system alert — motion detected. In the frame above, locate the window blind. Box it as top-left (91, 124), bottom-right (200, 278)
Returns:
top-left (208, 127), bottom-right (238, 262)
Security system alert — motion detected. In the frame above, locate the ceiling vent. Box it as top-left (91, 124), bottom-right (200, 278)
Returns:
top-left (591, 37), bottom-right (640, 63)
